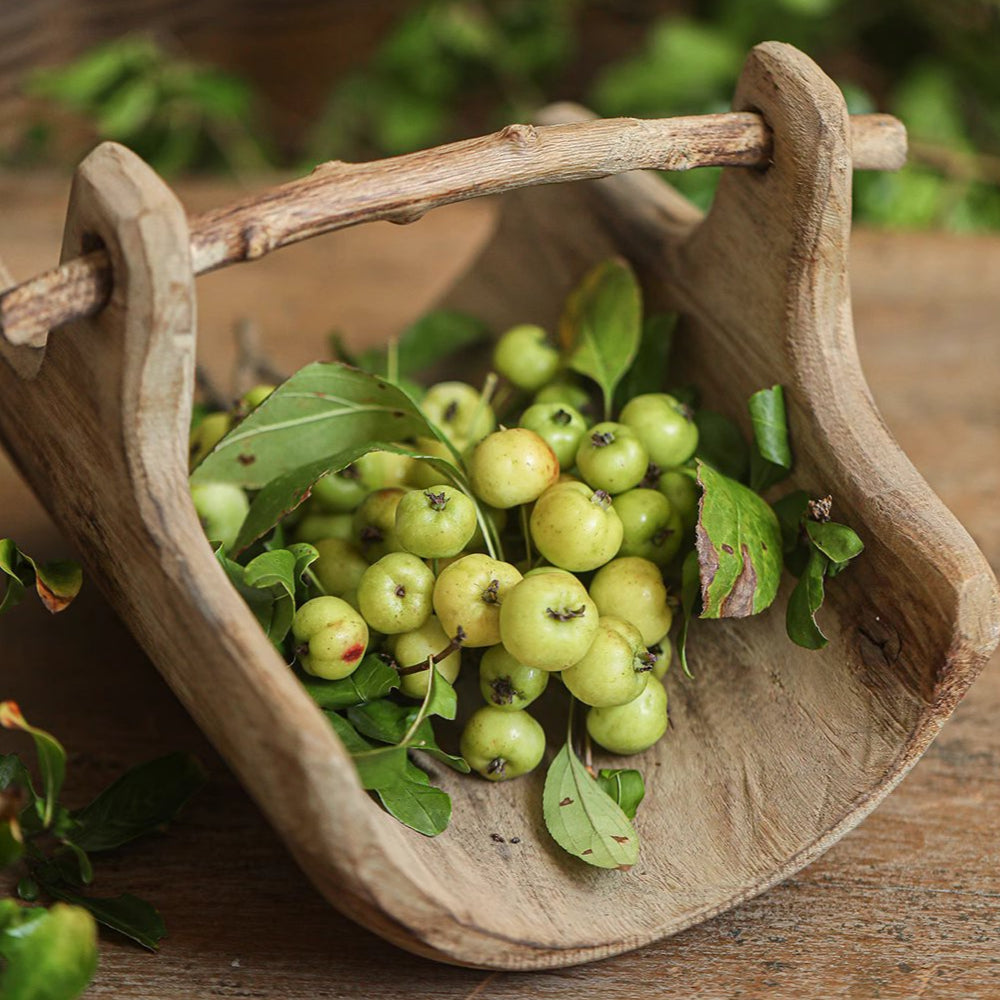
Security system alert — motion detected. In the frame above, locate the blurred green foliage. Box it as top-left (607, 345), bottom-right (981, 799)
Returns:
top-left (12, 35), bottom-right (269, 175)
top-left (10, 1), bottom-right (1000, 229)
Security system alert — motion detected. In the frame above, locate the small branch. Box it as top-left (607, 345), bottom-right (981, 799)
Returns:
top-left (0, 113), bottom-right (905, 349)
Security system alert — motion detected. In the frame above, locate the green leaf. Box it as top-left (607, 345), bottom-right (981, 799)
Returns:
top-left (0, 540), bottom-right (82, 615)
top-left (53, 843), bottom-right (93, 886)
top-left (0, 820), bottom-right (24, 868)
top-left (543, 742), bottom-right (639, 869)
top-left (242, 548), bottom-right (299, 643)
top-left (354, 309), bottom-right (490, 379)
top-left (0, 755), bottom-right (36, 801)
top-left (771, 490), bottom-right (810, 554)
top-left (595, 769), bottom-right (646, 821)
top-left (695, 462), bottom-right (783, 618)
top-left (373, 771), bottom-right (451, 836)
top-left (615, 313), bottom-right (676, 409)
top-left (45, 887), bottom-right (165, 952)
top-left (694, 411), bottom-right (750, 482)
top-left (0, 901), bottom-right (97, 1000)
top-left (0, 704), bottom-right (66, 828)
top-left (190, 362), bottom-right (429, 489)
top-left (786, 547), bottom-right (829, 650)
top-left (676, 549), bottom-right (700, 678)
top-left (296, 655), bottom-right (399, 710)
top-left (560, 258), bottom-right (642, 421)
top-left (70, 753), bottom-right (206, 853)
top-left (748, 385), bottom-right (791, 468)
top-left (231, 440), bottom-right (465, 554)
top-left (805, 521), bottom-right (865, 564)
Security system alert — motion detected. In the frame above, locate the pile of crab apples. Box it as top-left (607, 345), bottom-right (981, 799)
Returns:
top-left (283, 327), bottom-right (701, 782)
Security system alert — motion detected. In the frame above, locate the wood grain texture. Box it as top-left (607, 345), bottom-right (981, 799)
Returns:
top-left (0, 42), bottom-right (995, 971)
top-left (1, 182), bottom-right (998, 997)
top-left (0, 110), bottom-right (904, 350)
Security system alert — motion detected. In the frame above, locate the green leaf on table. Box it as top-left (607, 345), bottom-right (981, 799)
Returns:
top-left (0, 900), bottom-right (98, 1000)
top-left (694, 411), bottom-right (750, 482)
top-left (695, 462), bottom-right (783, 619)
top-left (676, 548), bottom-right (701, 678)
top-left (354, 309), bottom-right (490, 379)
top-left (70, 753), bottom-right (206, 853)
top-left (615, 312), bottom-right (676, 408)
top-left (560, 258), bottom-right (642, 420)
top-left (786, 546), bottom-right (830, 650)
top-left (595, 769), bottom-right (646, 821)
top-left (296, 655), bottom-right (399, 710)
top-left (0, 703), bottom-right (66, 828)
top-left (190, 362), bottom-right (429, 489)
top-left (52, 842), bottom-right (93, 886)
top-left (805, 521), bottom-right (865, 564)
top-left (543, 741), bottom-right (639, 869)
top-left (45, 887), bottom-right (165, 952)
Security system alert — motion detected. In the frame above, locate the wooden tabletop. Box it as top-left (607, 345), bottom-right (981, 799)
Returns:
top-left (2, 175), bottom-right (999, 998)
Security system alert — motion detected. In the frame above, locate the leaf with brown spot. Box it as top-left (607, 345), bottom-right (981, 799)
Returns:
top-left (542, 742), bottom-right (639, 869)
top-left (696, 461), bottom-right (782, 619)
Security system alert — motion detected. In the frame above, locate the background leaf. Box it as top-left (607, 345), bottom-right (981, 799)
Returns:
top-left (695, 463), bottom-right (783, 618)
top-left (45, 888), bottom-right (165, 952)
top-left (560, 258), bottom-right (642, 420)
top-left (615, 313), bottom-right (676, 409)
top-left (0, 703), bottom-right (66, 828)
top-left (70, 753), bottom-right (206, 853)
top-left (542, 742), bottom-right (639, 869)
top-left (694, 411), bottom-right (750, 482)
top-left (748, 385), bottom-right (791, 468)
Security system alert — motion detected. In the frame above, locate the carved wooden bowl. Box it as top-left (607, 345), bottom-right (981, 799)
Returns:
top-left (0, 43), bottom-right (996, 969)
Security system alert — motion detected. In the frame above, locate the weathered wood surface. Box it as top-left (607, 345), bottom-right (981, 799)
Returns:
top-left (1, 180), bottom-right (999, 995)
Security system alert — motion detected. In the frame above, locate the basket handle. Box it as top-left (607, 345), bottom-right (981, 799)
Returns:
top-left (0, 111), bottom-right (904, 353)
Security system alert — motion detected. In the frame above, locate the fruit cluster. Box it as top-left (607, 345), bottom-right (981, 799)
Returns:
top-left (192, 325), bottom-right (702, 785)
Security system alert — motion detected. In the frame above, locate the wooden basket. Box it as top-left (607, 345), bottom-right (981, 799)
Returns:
top-left (1, 42), bottom-right (997, 970)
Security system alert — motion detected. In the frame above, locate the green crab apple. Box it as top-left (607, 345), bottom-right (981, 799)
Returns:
top-left (492, 324), bottom-right (560, 391)
top-left (586, 676), bottom-right (668, 755)
top-left (518, 402), bottom-right (588, 470)
top-left (529, 481), bottom-right (623, 572)
top-left (292, 596), bottom-right (369, 680)
top-left (575, 422), bottom-right (648, 494)
top-left (589, 556), bottom-right (673, 645)
top-left (561, 616), bottom-right (652, 708)
top-left (190, 482), bottom-right (249, 552)
top-left (460, 706), bottom-right (546, 781)
top-left (478, 645), bottom-right (549, 711)
top-left (432, 553), bottom-right (523, 647)
top-left (394, 485), bottom-right (477, 559)
top-left (311, 537), bottom-right (369, 597)
top-left (613, 487), bottom-right (684, 566)
top-left (421, 381), bottom-right (496, 446)
top-left (352, 487), bottom-right (406, 560)
top-left (468, 428), bottom-right (560, 509)
top-left (311, 464), bottom-right (368, 513)
top-left (390, 615), bottom-right (462, 699)
top-left (498, 571), bottom-right (599, 671)
top-left (357, 551), bottom-right (435, 634)
top-left (620, 393), bottom-right (699, 468)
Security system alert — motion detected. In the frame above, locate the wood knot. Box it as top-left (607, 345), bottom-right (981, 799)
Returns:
top-left (241, 223), bottom-right (273, 261)
top-left (499, 123), bottom-right (538, 148)
top-left (857, 616), bottom-right (902, 669)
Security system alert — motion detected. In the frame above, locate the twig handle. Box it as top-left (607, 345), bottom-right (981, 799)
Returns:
top-left (1, 112), bottom-right (905, 349)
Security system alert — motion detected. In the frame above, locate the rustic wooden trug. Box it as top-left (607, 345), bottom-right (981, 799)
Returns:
top-left (0, 42), bottom-right (996, 970)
